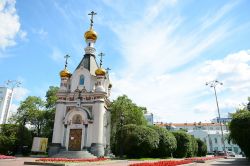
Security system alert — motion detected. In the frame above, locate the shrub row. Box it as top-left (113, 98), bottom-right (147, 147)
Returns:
top-left (172, 131), bottom-right (206, 158)
top-left (115, 124), bottom-right (207, 158)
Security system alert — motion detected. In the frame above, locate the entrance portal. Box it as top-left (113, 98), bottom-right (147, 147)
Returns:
top-left (68, 129), bottom-right (82, 151)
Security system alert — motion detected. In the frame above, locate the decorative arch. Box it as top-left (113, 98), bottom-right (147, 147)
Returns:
top-left (64, 107), bottom-right (92, 125)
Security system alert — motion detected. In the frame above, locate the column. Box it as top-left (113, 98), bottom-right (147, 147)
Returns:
top-left (90, 99), bottom-right (105, 157)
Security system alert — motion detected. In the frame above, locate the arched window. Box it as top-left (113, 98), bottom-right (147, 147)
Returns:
top-left (79, 75), bottom-right (84, 85)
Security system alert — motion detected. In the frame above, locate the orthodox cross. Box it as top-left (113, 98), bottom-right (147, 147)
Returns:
top-left (64, 54), bottom-right (70, 69)
top-left (88, 11), bottom-right (97, 29)
top-left (98, 52), bottom-right (105, 68)
top-left (106, 67), bottom-right (111, 73)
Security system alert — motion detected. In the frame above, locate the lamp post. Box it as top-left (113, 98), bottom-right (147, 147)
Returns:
top-left (119, 112), bottom-right (124, 159)
top-left (206, 80), bottom-right (226, 155)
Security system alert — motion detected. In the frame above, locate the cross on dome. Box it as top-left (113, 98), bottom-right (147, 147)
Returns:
top-left (88, 11), bottom-right (97, 29)
top-left (98, 52), bottom-right (105, 68)
top-left (64, 54), bottom-right (70, 69)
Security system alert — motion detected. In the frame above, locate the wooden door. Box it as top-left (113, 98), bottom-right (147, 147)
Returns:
top-left (68, 129), bottom-right (82, 151)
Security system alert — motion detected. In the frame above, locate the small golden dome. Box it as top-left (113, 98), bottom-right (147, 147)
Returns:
top-left (95, 68), bottom-right (106, 76)
top-left (84, 28), bottom-right (98, 41)
top-left (60, 69), bottom-right (71, 78)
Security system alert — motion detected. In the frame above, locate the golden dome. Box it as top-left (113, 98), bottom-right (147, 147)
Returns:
top-left (84, 28), bottom-right (98, 41)
top-left (60, 68), bottom-right (71, 78)
top-left (95, 68), bottom-right (106, 76)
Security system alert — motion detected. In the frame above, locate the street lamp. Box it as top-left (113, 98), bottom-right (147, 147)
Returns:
top-left (206, 80), bottom-right (226, 155)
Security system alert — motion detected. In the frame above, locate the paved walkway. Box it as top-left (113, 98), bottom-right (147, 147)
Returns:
top-left (195, 157), bottom-right (250, 166)
top-left (0, 157), bottom-right (249, 166)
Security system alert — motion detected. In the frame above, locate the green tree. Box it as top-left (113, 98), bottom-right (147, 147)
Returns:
top-left (172, 131), bottom-right (192, 158)
top-left (229, 109), bottom-right (250, 158)
top-left (42, 86), bottom-right (59, 142)
top-left (0, 124), bottom-right (32, 155)
top-left (149, 125), bottom-right (177, 157)
top-left (187, 135), bottom-right (198, 157)
top-left (119, 124), bottom-right (159, 158)
top-left (11, 96), bottom-right (45, 136)
top-left (110, 95), bottom-right (147, 154)
top-left (9, 86), bottom-right (59, 141)
top-left (196, 138), bottom-right (207, 157)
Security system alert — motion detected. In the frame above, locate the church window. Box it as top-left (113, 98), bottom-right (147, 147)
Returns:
top-left (79, 75), bottom-right (84, 85)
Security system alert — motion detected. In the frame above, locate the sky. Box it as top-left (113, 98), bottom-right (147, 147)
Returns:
top-left (0, 0), bottom-right (250, 123)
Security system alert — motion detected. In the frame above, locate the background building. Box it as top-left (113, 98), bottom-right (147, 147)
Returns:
top-left (0, 87), bottom-right (13, 124)
top-left (156, 122), bottom-right (241, 154)
top-left (144, 113), bottom-right (154, 125)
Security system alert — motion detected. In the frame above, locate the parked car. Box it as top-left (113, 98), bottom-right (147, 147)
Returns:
top-left (214, 151), bottom-right (226, 156)
top-left (227, 151), bottom-right (236, 157)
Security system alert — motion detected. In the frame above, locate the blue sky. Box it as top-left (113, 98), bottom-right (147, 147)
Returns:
top-left (1, 0), bottom-right (250, 122)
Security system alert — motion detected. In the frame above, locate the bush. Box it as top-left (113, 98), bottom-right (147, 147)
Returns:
top-left (118, 124), bottom-right (159, 158)
top-left (0, 124), bottom-right (32, 155)
top-left (172, 131), bottom-right (191, 158)
top-left (187, 135), bottom-right (198, 157)
top-left (149, 125), bottom-right (177, 157)
top-left (229, 110), bottom-right (250, 158)
top-left (196, 138), bottom-right (207, 157)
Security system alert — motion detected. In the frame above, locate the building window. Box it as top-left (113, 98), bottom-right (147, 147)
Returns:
top-left (79, 75), bottom-right (84, 85)
top-left (215, 138), bottom-right (217, 144)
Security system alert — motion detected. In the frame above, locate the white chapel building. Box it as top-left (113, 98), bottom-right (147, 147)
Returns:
top-left (50, 12), bottom-right (112, 157)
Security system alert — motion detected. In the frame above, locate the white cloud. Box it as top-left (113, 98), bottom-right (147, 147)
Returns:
top-left (106, 1), bottom-right (249, 122)
top-left (13, 87), bottom-right (29, 101)
top-left (32, 28), bottom-right (48, 39)
top-left (0, 0), bottom-right (24, 49)
top-left (51, 47), bottom-right (64, 63)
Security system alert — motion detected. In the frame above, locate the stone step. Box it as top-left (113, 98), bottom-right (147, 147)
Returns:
top-left (52, 150), bottom-right (97, 159)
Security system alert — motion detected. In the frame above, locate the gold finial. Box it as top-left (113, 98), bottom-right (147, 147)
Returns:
top-left (98, 52), bottom-right (105, 68)
top-left (60, 54), bottom-right (71, 78)
top-left (64, 54), bottom-right (70, 69)
top-left (95, 52), bottom-right (106, 76)
top-left (84, 11), bottom-right (98, 41)
top-left (88, 11), bottom-right (97, 29)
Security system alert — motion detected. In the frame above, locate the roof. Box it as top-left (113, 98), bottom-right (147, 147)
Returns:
top-left (75, 54), bottom-right (99, 75)
top-left (155, 122), bottom-right (225, 127)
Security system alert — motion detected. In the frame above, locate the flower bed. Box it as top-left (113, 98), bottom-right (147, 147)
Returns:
top-left (185, 156), bottom-right (223, 163)
top-left (36, 157), bottom-right (108, 163)
top-left (0, 155), bottom-right (15, 159)
top-left (129, 160), bottom-right (192, 166)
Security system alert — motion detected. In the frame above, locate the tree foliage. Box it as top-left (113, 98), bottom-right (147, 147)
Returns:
top-left (9, 86), bottom-right (58, 141)
top-left (119, 124), bottom-right (159, 158)
top-left (196, 138), bottom-right (207, 157)
top-left (0, 124), bottom-right (32, 155)
top-left (149, 125), bottom-right (177, 157)
top-left (229, 109), bottom-right (250, 158)
top-left (187, 135), bottom-right (198, 157)
top-left (110, 95), bottom-right (147, 154)
top-left (10, 96), bottom-right (45, 136)
top-left (172, 131), bottom-right (192, 158)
